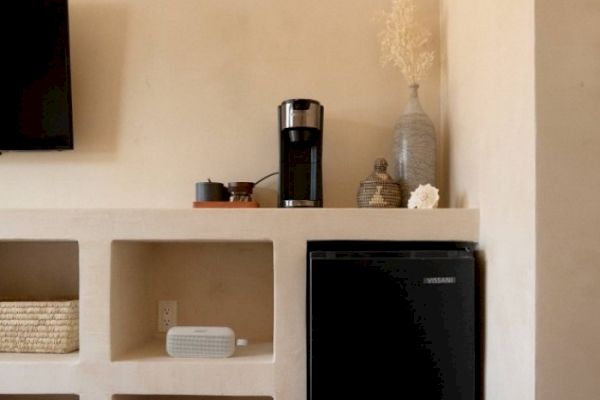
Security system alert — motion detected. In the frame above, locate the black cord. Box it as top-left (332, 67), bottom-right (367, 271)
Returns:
top-left (254, 171), bottom-right (279, 186)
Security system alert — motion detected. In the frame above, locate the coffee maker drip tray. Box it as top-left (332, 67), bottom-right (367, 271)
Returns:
top-left (283, 200), bottom-right (322, 208)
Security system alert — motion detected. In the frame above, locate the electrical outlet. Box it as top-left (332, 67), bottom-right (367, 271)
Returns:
top-left (158, 300), bottom-right (177, 333)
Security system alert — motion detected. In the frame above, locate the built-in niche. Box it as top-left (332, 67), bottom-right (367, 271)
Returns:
top-left (110, 241), bottom-right (274, 361)
top-left (0, 240), bottom-right (79, 359)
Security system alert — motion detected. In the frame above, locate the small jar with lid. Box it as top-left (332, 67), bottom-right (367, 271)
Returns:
top-left (357, 158), bottom-right (401, 208)
top-left (227, 182), bottom-right (255, 202)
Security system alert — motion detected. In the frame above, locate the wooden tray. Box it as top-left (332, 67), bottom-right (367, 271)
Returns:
top-left (193, 201), bottom-right (260, 208)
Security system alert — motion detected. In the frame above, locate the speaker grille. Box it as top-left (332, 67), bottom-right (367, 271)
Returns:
top-left (167, 334), bottom-right (235, 358)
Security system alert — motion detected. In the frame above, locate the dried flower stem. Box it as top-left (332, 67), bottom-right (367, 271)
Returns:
top-left (377, 0), bottom-right (435, 85)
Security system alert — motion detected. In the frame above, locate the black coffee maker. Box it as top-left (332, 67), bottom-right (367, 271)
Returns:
top-left (278, 99), bottom-right (324, 208)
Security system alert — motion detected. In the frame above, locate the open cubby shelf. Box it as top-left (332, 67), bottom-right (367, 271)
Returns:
top-left (0, 240), bottom-right (80, 362)
top-left (110, 240), bottom-right (274, 362)
top-left (118, 339), bottom-right (273, 363)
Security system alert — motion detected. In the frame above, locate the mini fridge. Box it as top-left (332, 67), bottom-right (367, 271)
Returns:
top-left (308, 241), bottom-right (478, 400)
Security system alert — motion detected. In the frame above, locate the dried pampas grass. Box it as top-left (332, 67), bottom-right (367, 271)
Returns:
top-left (377, 0), bottom-right (435, 85)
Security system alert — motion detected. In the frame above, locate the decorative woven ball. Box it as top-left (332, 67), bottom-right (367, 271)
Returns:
top-left (357, 158), bottom-right (401, 208)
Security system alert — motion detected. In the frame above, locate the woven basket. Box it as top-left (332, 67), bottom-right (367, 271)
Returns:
top-left (357, 158), bottom-right (401, 208)
top-left (0, 299), bottom-right (79, 354)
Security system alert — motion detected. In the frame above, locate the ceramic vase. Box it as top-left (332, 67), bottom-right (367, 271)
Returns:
top-left (392, 84), bottom-right (436, 207)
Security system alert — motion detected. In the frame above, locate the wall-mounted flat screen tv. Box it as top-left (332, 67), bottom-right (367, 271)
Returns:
top-left (2, 0), bottom-right (73, 151)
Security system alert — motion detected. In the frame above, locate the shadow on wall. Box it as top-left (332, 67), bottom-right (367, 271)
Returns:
top-left (253, 187), bottom-right (278, 208)
top-left (440, 96), bottom-right (450, 208)
top-left (323, 117), bottom-right (394, 208)
top-left (474, 249), bottom-right (486, 400)
top-left (69, 0), bottom-right (130, 157)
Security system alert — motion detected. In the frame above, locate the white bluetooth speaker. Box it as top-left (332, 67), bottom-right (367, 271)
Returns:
top-left (166, 326), bottom-right (242, 358)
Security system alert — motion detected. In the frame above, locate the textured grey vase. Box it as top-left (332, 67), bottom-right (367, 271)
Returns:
top-left (392, 84), bottom-right (436, 206)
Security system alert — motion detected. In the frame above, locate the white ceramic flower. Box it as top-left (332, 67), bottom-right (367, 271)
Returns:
top-left (408, 184), bottom-right (439, 209)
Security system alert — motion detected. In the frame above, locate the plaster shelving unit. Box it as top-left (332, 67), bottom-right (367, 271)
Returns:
top-left (0, 209), bottom-right (478, 400)
top-left (0, 397), bottom-right (78, 400)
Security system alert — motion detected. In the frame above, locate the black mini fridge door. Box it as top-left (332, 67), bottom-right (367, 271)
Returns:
top-left (308, 242), bottom-right (477, 400)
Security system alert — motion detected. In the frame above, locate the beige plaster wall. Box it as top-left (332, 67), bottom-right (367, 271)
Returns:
top-left (536, 1), bottom-right (600, 399)
top-left (0, 0), bottom-right (440, 209)
top-left (0, 241), bottom-right (79, 299)
top-left (442, 1), bottom-right (537, 399)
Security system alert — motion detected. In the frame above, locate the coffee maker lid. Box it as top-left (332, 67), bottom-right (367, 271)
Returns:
top-left (279, 99), bottom-right (323, 130)
top-left (280, 98), bottom-right (321, 107)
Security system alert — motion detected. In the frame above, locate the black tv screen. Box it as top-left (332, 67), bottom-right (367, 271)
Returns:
top-left (3, 0), bottom-right (73, 150)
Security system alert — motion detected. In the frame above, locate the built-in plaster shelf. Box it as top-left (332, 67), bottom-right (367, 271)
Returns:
top-left (0, 351), bottom-right (79, 364)
top-left (117, 339), bottom-right (273, 364)
top-left (0, 209), bottom-right (478, 400)
top-left (114, 396), bottom-right (271, 400)
top-left (0, 396), bottom-right (78, 400)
